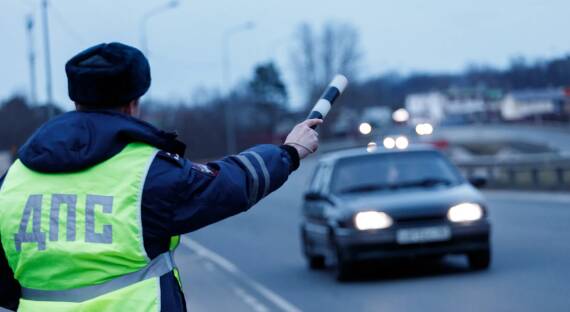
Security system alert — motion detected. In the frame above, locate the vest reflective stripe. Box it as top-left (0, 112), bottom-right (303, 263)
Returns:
top-left (234, 155), bottom-right (260, 205)
top-left (243, 151), bottom-right (271, 198)
top-left (21, 251), bottom-right (174, 302)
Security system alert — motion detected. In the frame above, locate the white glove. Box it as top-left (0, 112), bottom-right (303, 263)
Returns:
top-left (284, 119), bottom-right (323, 159)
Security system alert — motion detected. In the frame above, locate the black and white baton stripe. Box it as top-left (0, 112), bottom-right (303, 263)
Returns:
top-left (306, 74), bottom-right (348, 121)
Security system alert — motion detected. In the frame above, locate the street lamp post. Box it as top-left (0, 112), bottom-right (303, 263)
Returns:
top-left (222, 21), bottom-right (255, 155)
top-left (26, 14), bottom-right (38, 106)
top-left (41, 0), bottom-right (54, 117)
top-left (140, 0), bottom-right (179, 56)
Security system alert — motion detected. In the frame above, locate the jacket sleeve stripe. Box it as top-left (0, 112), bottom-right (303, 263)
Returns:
top-left (234, 155), bottom-right (259, 206)
top-left (245, 152), bottom-right (270, 198)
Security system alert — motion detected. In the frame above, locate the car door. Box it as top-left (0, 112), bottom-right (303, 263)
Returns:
top-left (303, 163), bottom-right (334, 250)
top-left (304, 163), bottom-right (331, 220)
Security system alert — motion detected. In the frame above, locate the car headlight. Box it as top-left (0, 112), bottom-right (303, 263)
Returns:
top-left (383, 137), bottom-right (396, 149)
top-left (395, 136), bottom-right (409, 149)
top-left (447, 203), bottom-right (483, 222)
top-left (354, 211), bottom-right (393, 230)
top-left (415, 123), bottom-right (435, 136)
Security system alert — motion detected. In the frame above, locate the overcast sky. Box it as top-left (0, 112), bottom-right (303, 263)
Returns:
top-left (2, 0), bottom-right (569, 110)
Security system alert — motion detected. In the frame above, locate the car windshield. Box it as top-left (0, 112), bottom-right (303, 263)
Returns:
top-left (330, 151), bottom-right (463, 194)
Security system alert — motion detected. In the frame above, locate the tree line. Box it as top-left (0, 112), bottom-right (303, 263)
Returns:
top-left (2, 21), bottom-right (570, 159)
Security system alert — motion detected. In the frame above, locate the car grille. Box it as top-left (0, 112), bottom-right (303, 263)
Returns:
top-left (394, 214), bottom-right (447, 226)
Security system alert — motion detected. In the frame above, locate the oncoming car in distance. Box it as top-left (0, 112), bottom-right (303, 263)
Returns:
top-left (300, 146), bottom-right (491, 281)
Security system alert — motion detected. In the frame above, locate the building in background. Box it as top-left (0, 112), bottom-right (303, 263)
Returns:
top-left (404, 87), bottom-right (570, 124)
top-left (405, 88), bottom-right (502, 125)
top-left (500, 88), bottom-right (569, 121)
top-left (405, 92), bottom-right (446, 124)
top-left (360, 106), bottom-right (392, 127)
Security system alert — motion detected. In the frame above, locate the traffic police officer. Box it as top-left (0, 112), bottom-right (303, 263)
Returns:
top-left (0, 42), bottom-right (321, 311)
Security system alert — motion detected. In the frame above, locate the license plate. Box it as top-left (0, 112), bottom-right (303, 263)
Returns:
top-left (396, 226), bottom-right (451, 245)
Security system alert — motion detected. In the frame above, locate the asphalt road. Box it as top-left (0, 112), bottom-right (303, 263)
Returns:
top-left (180, 157), bottom-right (570, 312)
top-left (2, 150), bottom-right (569, 312)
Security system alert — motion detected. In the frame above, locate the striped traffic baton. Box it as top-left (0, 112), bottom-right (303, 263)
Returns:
top-left (306, 74), bottom-right (348, 129)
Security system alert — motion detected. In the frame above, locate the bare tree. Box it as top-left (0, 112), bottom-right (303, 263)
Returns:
top-left (291, 21), bottom-right (362, 109)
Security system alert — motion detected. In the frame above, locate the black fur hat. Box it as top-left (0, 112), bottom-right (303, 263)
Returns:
top-left (66, 42), bottom-right (151, 107)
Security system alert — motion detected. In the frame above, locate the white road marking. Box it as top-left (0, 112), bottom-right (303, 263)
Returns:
top-left (182, 238), bottom-right (302, 312)
top-left (233, 286), bottom-right (270, 312)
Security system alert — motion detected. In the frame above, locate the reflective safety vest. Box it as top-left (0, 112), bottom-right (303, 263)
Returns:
top-left (0, 143), bottom-right (180, 311)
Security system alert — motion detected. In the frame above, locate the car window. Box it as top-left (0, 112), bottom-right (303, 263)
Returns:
top-left (309, 163), bottom-right (334, 194)
top-left (318, 164), bottom-right (333, 193)
top-left (309, 164), bottom-right (324, 192)
top-left (330, 151), bottom-right (463, 194)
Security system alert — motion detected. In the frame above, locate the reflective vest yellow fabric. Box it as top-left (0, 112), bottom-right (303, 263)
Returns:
top-left (0, 142), bottom-right (179, 311)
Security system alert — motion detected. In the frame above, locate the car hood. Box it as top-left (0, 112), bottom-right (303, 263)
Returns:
top-left (335, 183), bottom-right (485, 220)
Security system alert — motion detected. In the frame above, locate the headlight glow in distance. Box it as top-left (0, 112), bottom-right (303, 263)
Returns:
top-left (447, 203), bottom-right (483, 222)
top-left (354, 211), bottom-right (393, 230)
top-left (359, 122), bottom-right (372, 135)
top-left (383, 137), bottom-right (396, 149)
top-left (392, 108), bottom-right (410, 123)
top-left (415, 123), bottom-right (434, 136)
top-left (395, 136), bottom-right (409, 149)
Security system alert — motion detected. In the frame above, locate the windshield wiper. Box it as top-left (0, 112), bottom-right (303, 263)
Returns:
top-left (396, 178), bottom-right (453, 189)
top-left (337, 183), bottom-right (396, 194)
top-left (337, 178), bottom-right (452, 194)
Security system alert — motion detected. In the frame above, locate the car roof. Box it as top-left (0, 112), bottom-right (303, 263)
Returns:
top-left (318, 145), bottom-right (440, 164)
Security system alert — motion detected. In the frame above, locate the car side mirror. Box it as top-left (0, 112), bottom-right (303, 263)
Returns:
top-left (469, 176), bottom-right (487, 188)
top-left (304, 192), bottom-right (323, 201)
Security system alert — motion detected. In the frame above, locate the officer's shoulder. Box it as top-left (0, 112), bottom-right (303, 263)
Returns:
top-left (155, 150), bottom-right (217, 177)
top-left (156, 150), bottom-right (185, 168)
top-left (189, 162), bottom-right (217, 177)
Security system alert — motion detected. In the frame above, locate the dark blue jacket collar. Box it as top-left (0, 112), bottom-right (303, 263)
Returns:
top-left (18, 110), bottom-right (186, 173)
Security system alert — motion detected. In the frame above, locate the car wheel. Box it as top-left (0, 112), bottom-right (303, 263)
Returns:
top-left (468, 249), bottom-right (491, 270)
top-left (334, 245), bottom-right (353, 282)
top-left (301, 229), bottom-right (326, 270)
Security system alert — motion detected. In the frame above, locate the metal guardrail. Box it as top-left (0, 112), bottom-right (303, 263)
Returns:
top-left (455, 153), bottom-right (570, 190)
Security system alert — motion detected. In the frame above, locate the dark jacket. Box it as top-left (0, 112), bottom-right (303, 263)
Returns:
top-left (0, 111), bottom-right (299, 311)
